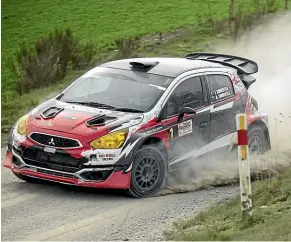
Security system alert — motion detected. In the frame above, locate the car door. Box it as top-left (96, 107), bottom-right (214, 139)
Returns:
top-left (159, 75), bottom-right (211, 167)
top-left (205, 73), bottom-right (243, 144)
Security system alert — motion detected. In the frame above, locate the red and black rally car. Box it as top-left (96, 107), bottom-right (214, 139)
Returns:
top-left (4, 53), bottom-right (271, 197)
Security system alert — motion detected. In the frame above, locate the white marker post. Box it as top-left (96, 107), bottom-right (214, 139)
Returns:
top-left (236, 113), bottom-right (252, 217)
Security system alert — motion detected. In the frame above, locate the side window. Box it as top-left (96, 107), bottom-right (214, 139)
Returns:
top-left (206, 75), bottom-right (234, 102)
top-left (166, 76), bottom-right (204, 117)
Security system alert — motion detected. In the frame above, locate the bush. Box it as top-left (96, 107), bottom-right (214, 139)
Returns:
top-left (115, 36), bottom-right (141, 58)
top-left (12, 28), bottom-right (97, 95)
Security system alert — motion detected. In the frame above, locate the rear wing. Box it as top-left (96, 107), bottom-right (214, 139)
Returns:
top-left (185, 52), bottom-right (258, 75)
top-left (185, 52), bottom-right (258, 89)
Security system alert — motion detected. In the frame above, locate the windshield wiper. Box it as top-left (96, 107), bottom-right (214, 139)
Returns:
top-left (65, 101), bottom-right (143, 113)
top-left (65, 101), bottom-right (116, 109)
top-left (114, 107), bottom-right (144, 113)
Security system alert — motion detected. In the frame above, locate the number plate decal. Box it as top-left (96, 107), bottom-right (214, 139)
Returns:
top-left (178, 120), bottom-right (193, 137)
top-left (44, 147), bottom-right (56, 153)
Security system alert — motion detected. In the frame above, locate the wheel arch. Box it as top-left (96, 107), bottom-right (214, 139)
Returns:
top-left (248, 119), bottom-right (271, 150)
top-left (140, 136), bottom-right (168, 162)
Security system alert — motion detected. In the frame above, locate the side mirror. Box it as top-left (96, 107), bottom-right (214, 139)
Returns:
top-left (177, 107), bottom-right (196, 122)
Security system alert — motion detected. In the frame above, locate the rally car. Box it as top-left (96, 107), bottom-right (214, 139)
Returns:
top-left (4, 53), bottom-right (271, 197)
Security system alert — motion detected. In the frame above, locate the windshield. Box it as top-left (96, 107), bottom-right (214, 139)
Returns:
top-left (59, 67), bottom-right (172, 112)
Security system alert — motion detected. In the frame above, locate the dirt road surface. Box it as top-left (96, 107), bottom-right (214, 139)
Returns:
top-left (1, 12), bottom-right (290, 241)
top-left (1, 147), bottom-right (237, 241)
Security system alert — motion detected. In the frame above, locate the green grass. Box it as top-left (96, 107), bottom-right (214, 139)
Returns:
top-left (164, 164), bottom-right (291, 241)
top-left (2, 0), bottom-right (284, 99)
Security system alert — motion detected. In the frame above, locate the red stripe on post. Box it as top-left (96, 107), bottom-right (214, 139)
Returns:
top-left (237, 130), bottom-right (248, 145)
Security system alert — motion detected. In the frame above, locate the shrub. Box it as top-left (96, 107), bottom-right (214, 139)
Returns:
top-left (115, 36), bottom-right (141, 58)
top-left (12, 28), bottom-right (97, 95)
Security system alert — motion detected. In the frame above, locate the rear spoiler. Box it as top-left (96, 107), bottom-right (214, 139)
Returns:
top-left (185, 52), bottom-right (258, 89)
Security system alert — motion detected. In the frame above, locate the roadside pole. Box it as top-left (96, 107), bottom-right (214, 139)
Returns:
top-left (236, 113), bottom-right (252, 217)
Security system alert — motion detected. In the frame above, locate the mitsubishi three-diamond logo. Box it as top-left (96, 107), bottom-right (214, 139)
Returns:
top-left (48, 138), bottom-right (55, 146)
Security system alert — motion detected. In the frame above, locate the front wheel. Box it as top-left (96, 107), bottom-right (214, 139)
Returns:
top-left (127, 146), bottom-right (166, 198)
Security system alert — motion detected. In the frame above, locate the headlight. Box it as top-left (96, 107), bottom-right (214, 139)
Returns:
top-left (90, 129), bottom-right (129, 149)
top-left (16, 114), bottom-right (29, 135)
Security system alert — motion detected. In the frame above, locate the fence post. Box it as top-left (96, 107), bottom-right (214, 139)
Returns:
top-left (236, 113), bottom-right (252, 217)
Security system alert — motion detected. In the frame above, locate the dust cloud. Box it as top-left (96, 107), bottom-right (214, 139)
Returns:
top-left (159, 12), bottom-right (291, 195)
top-left (217, 12), bottom-right (291, 149)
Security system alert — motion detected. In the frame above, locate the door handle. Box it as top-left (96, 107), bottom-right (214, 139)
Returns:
top-left (200, 122), bottom-right (208, 129)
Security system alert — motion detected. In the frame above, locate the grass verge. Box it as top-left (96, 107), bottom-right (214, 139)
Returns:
top-left (163, 155), bottom-right (291, 241)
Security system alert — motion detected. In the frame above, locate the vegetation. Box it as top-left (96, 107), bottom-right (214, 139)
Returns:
top-left (13, 29), bottom-right (96, 95)
top-left (2, 0), bottom-right (288, 97)
top-left (1, 0), bottom-right (290, 142)
top-left (164, 162), bottom-right (291, 241)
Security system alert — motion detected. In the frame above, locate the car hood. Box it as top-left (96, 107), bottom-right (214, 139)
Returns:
top-left (26, 99), bottom-right (144, 138)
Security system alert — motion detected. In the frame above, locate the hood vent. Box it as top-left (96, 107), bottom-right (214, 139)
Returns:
top-left (41, 106), bottom-right (63, 119)
top-left (86, 115), bottom-right (117, 127)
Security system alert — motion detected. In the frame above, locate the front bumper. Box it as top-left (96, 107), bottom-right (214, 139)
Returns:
top-left (4, 150), bottom-right (131, 189)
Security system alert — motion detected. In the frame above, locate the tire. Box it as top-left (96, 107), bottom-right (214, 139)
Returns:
top-left (13, 172), bottom-right (45, 184)
top-left (126, 145), bottom-right (166, 198)
top-left (248, 125), bottom-right (269, 155)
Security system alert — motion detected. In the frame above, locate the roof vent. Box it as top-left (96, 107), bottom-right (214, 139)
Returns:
top-left (129, 61), bottom-right (159, 71)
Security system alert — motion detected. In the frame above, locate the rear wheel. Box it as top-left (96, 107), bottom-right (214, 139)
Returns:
top-left (248, 126), bottom-right (269, 155)
top-left (127, 146), bottom-right (166, 198)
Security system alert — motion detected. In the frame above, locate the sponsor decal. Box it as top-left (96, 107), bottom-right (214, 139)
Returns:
top-left (211, 86), bottom-right (232, 100)
top-left (30, 119), bottom-right (53, 127)
top-left (54, 124), bottom-right (74, 130)
top-left (63, 115), bottom-right (78, 120)
top-left (99, 153), bottom-right (116, 161)
top-left (143, 125), bottom-right (163, 135)
top-left (217, 91), bottom-right (231, 99)
top-left (178, 120), bottom-right (192, 137)
top-left (216, 86), bottom-right (229, 94)
top-left (81, 149), bottom-right (119, 165)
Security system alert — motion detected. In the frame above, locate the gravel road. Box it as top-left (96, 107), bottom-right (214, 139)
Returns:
top-left (1, 147), bottom-right (237, 241)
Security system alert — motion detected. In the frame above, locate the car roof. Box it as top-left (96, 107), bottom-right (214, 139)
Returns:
top-left (100, 57), bottom-right (225, 78)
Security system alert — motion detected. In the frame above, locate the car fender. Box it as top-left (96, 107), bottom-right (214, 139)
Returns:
top-left (115, 123), bottom-right (169, 170)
